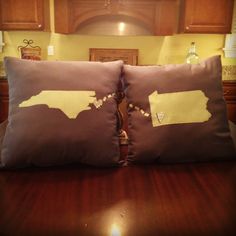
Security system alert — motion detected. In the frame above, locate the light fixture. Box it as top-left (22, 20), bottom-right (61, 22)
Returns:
top-left (110, 223), bottom-right (121, 236)
top-left (118, 22), bottom-right (125, 32)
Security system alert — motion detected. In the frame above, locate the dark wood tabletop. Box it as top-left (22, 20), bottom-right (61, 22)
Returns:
top-left (0, 161), bottom-right (236, 236)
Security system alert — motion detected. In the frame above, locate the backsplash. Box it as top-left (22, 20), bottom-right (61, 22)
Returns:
top-left (0, 60), bottom-right (5, 77)
top-left (222, 65), bottom-right (236, 80)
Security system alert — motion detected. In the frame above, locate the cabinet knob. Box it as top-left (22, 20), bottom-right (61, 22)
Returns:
top-left (186, 26), bottom-right (189, 30)
top-left (224, 90), bottom-right (230, 96)
top-left (38, 24), bottom-right (42, 28)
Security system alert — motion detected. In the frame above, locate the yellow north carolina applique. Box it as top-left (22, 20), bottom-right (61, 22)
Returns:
top-left (19, 91), bottom-right (97, 119)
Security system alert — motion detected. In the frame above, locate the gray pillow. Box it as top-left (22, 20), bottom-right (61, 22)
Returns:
top-left (123, 56), bottom-right (236, 163)
top-left (1, 57), bottom-right (123, 168)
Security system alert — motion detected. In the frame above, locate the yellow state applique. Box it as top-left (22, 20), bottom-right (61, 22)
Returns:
top-left (148, 90), bottom-right (211, 127)
top-left (19, 91), bottom-right (96, 119)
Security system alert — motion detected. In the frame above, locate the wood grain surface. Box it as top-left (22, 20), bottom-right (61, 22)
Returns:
top-left (0, 161), bottom-right (236, 236)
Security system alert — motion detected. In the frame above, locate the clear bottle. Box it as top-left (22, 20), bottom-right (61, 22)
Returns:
top-left (186, 42), bottom-right (199, 64)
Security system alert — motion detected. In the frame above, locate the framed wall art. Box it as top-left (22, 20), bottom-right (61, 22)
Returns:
top-left (89, 48), bottom-right (138, 65)
top-left (18, 39), bottom-right (41, 60)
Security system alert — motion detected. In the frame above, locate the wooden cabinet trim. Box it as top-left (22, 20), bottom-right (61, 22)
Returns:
top-left (89, 48), bottom-right (138, 65)
top-left (54, 0), bottom-right (178, 35)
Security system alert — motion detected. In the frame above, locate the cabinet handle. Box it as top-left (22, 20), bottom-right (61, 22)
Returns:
top-left (224, 90), bottom-right (230, 96)
top-left (185, 26), bottom-right (189, 30)
top-left (38, 24), bottom-right (42, 28)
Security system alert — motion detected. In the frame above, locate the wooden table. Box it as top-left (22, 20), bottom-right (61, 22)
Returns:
top-left (0, 161), bottom-right (236, 236)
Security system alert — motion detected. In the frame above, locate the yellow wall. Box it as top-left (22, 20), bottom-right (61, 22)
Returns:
top-left (1, 32), bottom-right (235, 65)
top-left (0, 0), bottom-right (235, 72)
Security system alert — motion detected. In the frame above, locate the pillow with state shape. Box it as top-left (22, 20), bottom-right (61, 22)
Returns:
top-left (1, 57), bottom-right (123, 168)
top-left (123, 55), bottom-right (236, 164)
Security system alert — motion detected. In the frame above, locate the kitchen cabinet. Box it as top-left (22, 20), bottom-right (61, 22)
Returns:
top-left (54, 0), bottom-right (178, 35)
top-left (223, 80), bottom-right (236, 123)
top-left (179, 0), bottom-right (234, 33)
top-left (0, 0), bottom-right (50, 31)
top-left (0, 78), bottom-right (8, 123)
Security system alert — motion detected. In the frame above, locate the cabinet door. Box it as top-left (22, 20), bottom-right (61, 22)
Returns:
top-left (0, 0), bottom-right (49, 30)
top-left (119, 0), bottom-right (178, 35)
top-left (55, 0), bottom-right (110, 33)
top-left (223, 81), bottom-right (236, 123)
top-left (180, 0), bottom-right (234, 33)
top-left (0, 97), bottom-right (8, 122)
top-left (0, 79), bottom-right (8, 122)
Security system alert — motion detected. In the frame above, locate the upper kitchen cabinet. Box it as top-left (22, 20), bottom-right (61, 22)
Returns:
top-left (179, 0), bottom-right (234, 33)
top-left (54, 0), bottom-right (178, 35)
top-left (0, 0), bottom-right (50, 31)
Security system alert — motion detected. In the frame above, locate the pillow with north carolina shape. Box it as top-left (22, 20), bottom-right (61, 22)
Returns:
top-left (124, 56), bottom-right (236, 163)
top-left (1, 57), bottom-right (123, 168)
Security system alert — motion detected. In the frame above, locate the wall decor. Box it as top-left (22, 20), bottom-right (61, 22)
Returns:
top-left (18, 39), bottom-right (41, 60)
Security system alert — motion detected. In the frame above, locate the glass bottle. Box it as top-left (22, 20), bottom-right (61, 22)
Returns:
top-left (186, 42), bottom-right (199, 64)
